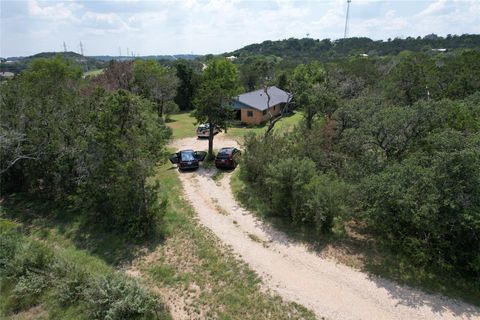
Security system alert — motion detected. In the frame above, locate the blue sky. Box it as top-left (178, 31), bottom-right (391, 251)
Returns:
top-left (1, 0), bottom-right (479, 57)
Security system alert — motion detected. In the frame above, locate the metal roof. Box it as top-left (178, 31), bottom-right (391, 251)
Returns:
top-left (234, 86), bottom-right (291, 111)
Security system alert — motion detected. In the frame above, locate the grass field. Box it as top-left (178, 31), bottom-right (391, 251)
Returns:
top-left (166, 112), bottom-right (197, 139)
top-left (166, 111), bottom-right (303, 140)
top-left (83, 68), bottom-right (104, 77)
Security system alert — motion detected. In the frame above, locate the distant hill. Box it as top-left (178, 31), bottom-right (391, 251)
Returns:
top-left (227, 34), bottom-right (480, 63)
top-left (1, 52), bottom-right (202, 75)
top-left (91, 54), bottom-right (201, 62)
top-left (1, 51), bottom-right (105, 74)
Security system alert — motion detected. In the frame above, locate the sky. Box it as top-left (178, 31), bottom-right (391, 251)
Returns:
top-left (1, 0), bottom-right (479, 57)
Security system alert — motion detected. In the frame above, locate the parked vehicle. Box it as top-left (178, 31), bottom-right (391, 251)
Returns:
top-left (197, 123), bottom-right (220, 138)
top-left (169, 149), bottom-right (207, 170)
top-left (215, 147), bottom-right (241, 169)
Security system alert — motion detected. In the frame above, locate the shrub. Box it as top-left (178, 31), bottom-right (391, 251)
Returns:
top-left (264, 157), bottom-right (317, 222)
top-left (84, 273), bottom-right (162, 320)
top-left (305, 173), bottom-right (350, 233)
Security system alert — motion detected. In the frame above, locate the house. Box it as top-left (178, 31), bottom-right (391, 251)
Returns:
top-left (232, 86), bottom-right (292, 125)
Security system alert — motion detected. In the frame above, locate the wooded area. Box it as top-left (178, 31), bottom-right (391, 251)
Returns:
top-left (1, 34), bottom-right (480, 317)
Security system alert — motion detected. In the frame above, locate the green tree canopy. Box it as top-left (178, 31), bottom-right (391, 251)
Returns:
top-left (193, 58), bottom-right (240, 158)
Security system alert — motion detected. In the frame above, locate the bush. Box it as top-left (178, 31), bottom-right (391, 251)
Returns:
top-left (361, 131), bottom-right (480, 274)
top-left (84, 273), bottom-right (161, 320)
top-left (240, 133), bottom-right (294, 188)
top-left (305, 173), bottom-right (351, 233)
top-left (0, 227), bottom-right (167, 319)
top-left (264, 157), bottom-right (316, 222)
top-left (0, 220), bottom-right (21, 272)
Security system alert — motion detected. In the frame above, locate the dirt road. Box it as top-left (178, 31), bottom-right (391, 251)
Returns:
top-left (171, 134), bottom-right (480, 320)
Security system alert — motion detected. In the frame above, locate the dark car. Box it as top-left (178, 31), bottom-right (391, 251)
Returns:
top-left (169, 149), bottom-right (207, 170)
top-left (215, 147), bottom-right (241, 169)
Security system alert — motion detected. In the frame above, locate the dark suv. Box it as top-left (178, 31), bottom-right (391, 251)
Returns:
top-left (169, 149), bottom-right (207, 170)
top-left (215, 147), bottom-right (241, 169)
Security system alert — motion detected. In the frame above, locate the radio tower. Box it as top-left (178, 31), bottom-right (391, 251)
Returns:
top-left (344, 0), bottom-right (351, 39)
top-left (63, 41), bottom-right (67, 52)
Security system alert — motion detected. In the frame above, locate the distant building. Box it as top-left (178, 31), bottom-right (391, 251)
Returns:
top-left (232, 86), bottom-right (292, 125)
top-left (359, 53), bottom-right (369, 57)
top-left (226, 55), bottom-right (237, 61)
top-left (0, 71), bottom-right (14, 78)
top-left (432, 48), bottom-right (447, 52)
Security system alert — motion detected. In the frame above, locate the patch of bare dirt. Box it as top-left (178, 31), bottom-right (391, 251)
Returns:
top-left (8, 306), bottom-right (48, 320)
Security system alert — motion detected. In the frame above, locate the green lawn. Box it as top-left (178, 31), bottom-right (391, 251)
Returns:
top-left (166, 111), bottom-right (303, 140)
top-left (166, 112), bottom-right (197, 139)
top-left (83, 68), bottom-right (104, 77)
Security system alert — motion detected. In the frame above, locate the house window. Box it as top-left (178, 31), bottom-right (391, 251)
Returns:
top-left (247, 111), bottom-right (253, 117)
top-left (262, 110), bottom-right (267, 115)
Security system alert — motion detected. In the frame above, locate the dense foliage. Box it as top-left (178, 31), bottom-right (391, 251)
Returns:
top-left (240, 49), bottom-right (480, 281)
top-left (230, 34), bottom-right (480, 64)
top-left (0, 57), bottom-right (172, 238)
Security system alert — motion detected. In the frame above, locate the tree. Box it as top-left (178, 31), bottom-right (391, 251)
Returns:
top-left (79, 89), bottom-right (171, 238)
top-left (290, 62), bottom-right (337, 129)
top-left (193, 59), bottom-right (240, 159)
top-left (361, 130), bottom-right (480, 273)
top-left (0, 56), bottom-right (83, 195)
top-left (133, 60), bottom-right (179, 117)
top-left (93, 60), bottom-right (134, 92)
top-left (174, 61), bottom-right (200, 111)
top-left (239, 55), bottom-right (277, 91)
top-left (163, 101), bottom-right (180, 122)
top-left (385, 52), bottom-right (433, 106)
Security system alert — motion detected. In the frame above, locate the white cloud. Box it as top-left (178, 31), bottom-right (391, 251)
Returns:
top-left (81, 11), bottom-right (135, 34)
top-left (27, 0), bottom-right (74, 20)
top-left (1, 0), bottom-right (479, 57)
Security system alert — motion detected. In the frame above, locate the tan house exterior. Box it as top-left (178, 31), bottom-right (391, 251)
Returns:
top-left (240, 104), bottom-right (283, 125)
top-left (232, 86), bottom-right (291, 125)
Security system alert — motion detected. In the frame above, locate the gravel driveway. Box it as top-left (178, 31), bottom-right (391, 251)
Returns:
top-left (170, 134), bottom-right (480, 320)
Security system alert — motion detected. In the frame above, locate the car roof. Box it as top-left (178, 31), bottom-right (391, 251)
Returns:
top-left (180, 149), bottom-right (194, 153)
top-left (219, 147), bottom-right (235, 154)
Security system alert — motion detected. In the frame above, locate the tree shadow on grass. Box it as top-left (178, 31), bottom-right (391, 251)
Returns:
top-left (1, 193), bottom-right (165, 267)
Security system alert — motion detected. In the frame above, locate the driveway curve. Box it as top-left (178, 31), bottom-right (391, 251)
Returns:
top-left (170, 134), bottom-right (480, 320)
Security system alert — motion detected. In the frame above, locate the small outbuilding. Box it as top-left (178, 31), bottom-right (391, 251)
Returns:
top-left (232, 86), bottom-right (292, 125)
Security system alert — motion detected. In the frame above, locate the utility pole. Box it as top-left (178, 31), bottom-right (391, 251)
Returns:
top-left (119, 47), bottom-right (122, 58)
top-left (344, 0), bottom-right (351, 39)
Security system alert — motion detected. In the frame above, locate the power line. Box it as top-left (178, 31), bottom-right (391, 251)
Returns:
top-left (344, 0), bottom-right (351, 39)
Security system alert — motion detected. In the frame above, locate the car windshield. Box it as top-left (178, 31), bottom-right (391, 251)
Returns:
top-left (217, 148), bottom-right (232, 159)
top-left (181, 151), bottom-right (195, 161)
